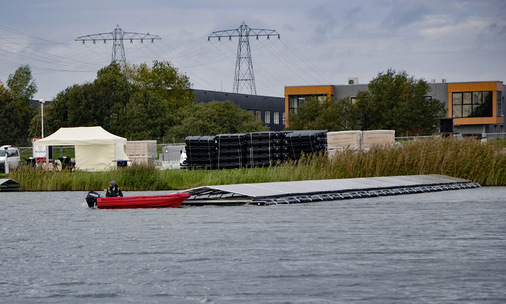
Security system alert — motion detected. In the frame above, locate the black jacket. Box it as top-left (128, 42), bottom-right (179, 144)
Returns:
top-left (106, 186), bottom-right (123, 197)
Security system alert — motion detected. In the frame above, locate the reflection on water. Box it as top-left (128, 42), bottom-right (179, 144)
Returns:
top-left (1, 187), bottom-right (505, 303)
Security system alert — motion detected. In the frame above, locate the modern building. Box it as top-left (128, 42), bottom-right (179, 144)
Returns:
top-left (284, 80), bottom-right (505, 136)
top-left (193, 89), bottom-right (285, 131)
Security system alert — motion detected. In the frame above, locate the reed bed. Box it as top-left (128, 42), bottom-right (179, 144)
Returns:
top-left (8, 137), bottom-right (505, 191)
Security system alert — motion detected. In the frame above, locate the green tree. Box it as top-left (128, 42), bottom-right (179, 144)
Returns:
top-left (121, 88), bottom-right (168, 140)
top-left (39, 62), bottom-right (132, 137)
top-left (166, 101), bottom-right (269, 142)
top-left (287, 97), bottom-right (360, 131)
top-left (124, 60), bottom-right (194, 110)
top-left (356, 69), bottom-right (445, 135)
top-left (0, 66), bottom-right (37, 145)
top-left (7, 65), bottom-right (37, 101)
top-left (119, 60), bottom-right (195, 140)
top-left (41, 61), bottom-right (194, 142)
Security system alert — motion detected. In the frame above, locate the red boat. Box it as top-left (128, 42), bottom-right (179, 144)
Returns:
top-left (85, 191), bottom-right (190, 209)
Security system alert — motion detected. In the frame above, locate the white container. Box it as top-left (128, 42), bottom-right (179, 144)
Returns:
top-left (126, 140), bottom-right (157, 165)
top-left (362, 130), bottom-right (395, 151)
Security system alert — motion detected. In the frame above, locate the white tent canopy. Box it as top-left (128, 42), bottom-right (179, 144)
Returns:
top-left (36, 126), bottom-right (129, 171)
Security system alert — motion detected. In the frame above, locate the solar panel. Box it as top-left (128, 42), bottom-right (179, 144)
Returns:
top-left (184, 175), bottom-right (476, 205)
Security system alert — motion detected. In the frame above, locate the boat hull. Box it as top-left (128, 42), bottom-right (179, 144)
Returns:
top-left (96, 192), bottom-right (190, 209)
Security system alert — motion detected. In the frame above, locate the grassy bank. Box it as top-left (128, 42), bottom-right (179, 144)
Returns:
top-left (7, 137), bottom-right (506, 191)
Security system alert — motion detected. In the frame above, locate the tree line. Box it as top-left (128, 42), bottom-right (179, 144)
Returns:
top-left (1, 63), bottom-right (445, 147)
top-left (1, 61), bottom-right (267, 146)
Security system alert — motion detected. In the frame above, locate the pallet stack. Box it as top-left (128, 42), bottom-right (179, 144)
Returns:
top-left (185, 136), bottom-right (217, 169)
top-left (244, 132), bottom-right (286, 168)
top-left (184, 130), bottom-right (328, 169)
top-left (284, 130), bottom-right (327, 160)
top-left (215, 134), bottom-right (247, 169)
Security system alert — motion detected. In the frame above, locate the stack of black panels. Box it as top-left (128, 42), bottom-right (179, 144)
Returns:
top-left (283, 130), bottom-right (327, 160)
top-left (185, 136), bottom-right (217, 169)
top-left (184, 131), bottom-right (328, 170)
top-left (244, 132), bottom-right (286, 167)
top-left (215, 134), bottom-right (247, 169)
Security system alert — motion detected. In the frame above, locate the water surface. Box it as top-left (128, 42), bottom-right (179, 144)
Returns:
top-left (1, 187), bottom-right (505, 303)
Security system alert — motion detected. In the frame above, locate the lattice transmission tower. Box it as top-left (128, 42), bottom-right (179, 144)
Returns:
top-left (208, 22), bottom-right (279, 95)
top-left (76, 25), bottom-right (161, 64)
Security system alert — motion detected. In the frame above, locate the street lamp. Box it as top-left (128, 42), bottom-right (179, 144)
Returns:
top-left (39, 98), bottom-right (45, 138)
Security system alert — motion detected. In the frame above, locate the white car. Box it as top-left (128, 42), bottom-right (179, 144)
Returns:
top-left (0, 145), bottom-right (21, 172)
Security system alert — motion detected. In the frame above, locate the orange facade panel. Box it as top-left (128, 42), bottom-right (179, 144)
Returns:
top-left (453, 117), bottom-right (503, 125)
top-left (447, 82), bottom-right (502, 92)
top-left (284, 85), bottom-right (334, 96)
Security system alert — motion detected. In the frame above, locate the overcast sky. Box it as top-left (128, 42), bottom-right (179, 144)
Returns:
top-left (1, 0), bottom-right (505, 100)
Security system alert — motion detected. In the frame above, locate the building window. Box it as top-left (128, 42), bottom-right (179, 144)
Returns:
top-left (452, 91), bottom-right (493, 118)
top-left (289, 96), bottom-right (303, 113)
top-left (288, 95), bottom-right (328, 113)
top-left (264, 111), bottom-right (271, 124)
top-left (255, 110), bottom-right (262, 121)
top-left (273, 112), bottom-right (280, 124)
top-left (497, 92), bottom-right (503, 117)
top-left (282, 112), bottom-right (285, 126)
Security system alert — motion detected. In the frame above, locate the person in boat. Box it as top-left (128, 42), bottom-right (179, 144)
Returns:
top-left (106, 181), bottom-right (123, 197)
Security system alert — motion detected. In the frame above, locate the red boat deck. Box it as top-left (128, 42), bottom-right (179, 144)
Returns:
top-left (97, 192), bottom-right (190, 209)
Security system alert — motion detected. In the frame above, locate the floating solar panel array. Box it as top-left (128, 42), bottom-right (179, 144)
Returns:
top-left (184, 175), bottom-right (481, 206)
top-left (184, 131), bottom-right (327, 169)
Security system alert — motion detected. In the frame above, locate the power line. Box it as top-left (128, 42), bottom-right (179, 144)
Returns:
top-left (76, 25), bottom-right (161, 64)
top-left (208, 22), bottom-right (279, 95)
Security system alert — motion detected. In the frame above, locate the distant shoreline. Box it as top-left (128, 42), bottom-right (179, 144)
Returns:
top-left (6, 137), bottom-right (506, 191)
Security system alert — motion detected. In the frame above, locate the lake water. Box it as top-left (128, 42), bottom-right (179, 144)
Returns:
top-left (1, 187), bottom-right (505, 303)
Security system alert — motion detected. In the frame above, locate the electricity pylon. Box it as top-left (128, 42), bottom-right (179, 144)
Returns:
top-left (208, 22), bottom-right (279, 95)
top-left (76, 25), bottom-right (161, 64)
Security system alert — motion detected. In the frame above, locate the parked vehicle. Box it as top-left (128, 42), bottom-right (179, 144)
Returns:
top-left (0, 145), bottom-right (21, 172)
top-left (179, 147), bottom-right (188, 169)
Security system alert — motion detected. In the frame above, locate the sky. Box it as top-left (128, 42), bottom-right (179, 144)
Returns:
top-left (1, 0), bottom-right (505, 100)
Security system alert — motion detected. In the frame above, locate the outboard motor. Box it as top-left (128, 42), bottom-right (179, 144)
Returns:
top-left (85, 191), bottom-right (100, 208)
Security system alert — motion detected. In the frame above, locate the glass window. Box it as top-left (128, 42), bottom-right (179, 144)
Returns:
top-left (452, 93), bottom-right (462, 106)
top-left (452, 91), bottom-right (493, 118)
top-left (473, 91), bottom-right (483, 104)
top-left (499, 94), bottom-right (504, 117)
top-left (282, 112), bottom-right (285, 126)
top-left (255, 110), bottom-right (262, 121)
top-left (288, 96), bottom-right (299, 113)
top-left (463, 92), bottom-right (472, 104)
top-left (453, 105), bottom-right (462, 118)
top-left (273, 112), bottom-right (280, 124)
top-left (264, 111), bottom-right (270, 124)
top-left (463, 104), bottom-right (473, 117)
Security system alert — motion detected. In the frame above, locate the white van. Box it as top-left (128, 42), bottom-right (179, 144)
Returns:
top-left (0, 145), bottom-right (21, 172)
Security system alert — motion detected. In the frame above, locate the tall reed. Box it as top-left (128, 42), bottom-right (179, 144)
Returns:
top-left (7, 137), bottom-right (505, 191)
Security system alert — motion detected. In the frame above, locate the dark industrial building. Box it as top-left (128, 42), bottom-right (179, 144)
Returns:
top-left (193, 89), bottom-right (285, 131)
